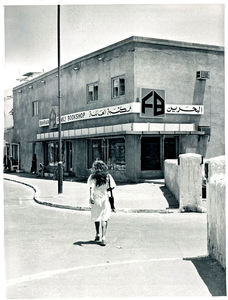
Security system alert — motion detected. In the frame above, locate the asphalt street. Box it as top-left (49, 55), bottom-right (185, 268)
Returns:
top-left (4, 180), bottom-right (226, 298)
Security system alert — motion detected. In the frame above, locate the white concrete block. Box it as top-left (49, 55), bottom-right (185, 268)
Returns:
top-left (96, 127), bottom-right (104, 134)
top-left (149, 123), bottom-right (165, 131)
top-left (104, 126), bottom-right (113, 133)
top-left (81, 128), bottom-right (88, 135)
top-left (178, 153), bottom-right (202, 211)
top-left (89, 127), bottom-right (96, 135)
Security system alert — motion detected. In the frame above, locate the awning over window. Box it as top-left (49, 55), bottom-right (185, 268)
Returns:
top-left (35, 122), bottom-right (204, 141)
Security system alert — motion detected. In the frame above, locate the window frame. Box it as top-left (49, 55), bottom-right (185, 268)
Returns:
top-left (111, 75), bottom-right (125, 99)
top-left (87, 136), bottom-right (126, 170)
top-left (87, 82), bottom-right (99, 103)
top-left (32, 100), bottom-right (39, 116)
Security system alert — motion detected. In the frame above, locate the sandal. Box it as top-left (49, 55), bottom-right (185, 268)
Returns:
top-left (100, 239), bottom-right (106, 246)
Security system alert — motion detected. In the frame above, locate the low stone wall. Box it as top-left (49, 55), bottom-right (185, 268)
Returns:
top-left (165, 153), bottom-right (204, 212)
top-left (206, 156), bottom-right (226, 269)
top-left (179, 153), bottom-right (203, 212)
top-left (164, 159), bottom-right (179, 201)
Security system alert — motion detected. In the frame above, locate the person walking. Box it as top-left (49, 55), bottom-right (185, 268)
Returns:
top-left (31, 153), bottom-right (37, 174)
top-left (87, 160), bottom-right (116, 246)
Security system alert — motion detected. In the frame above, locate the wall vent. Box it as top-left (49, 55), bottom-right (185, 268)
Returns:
top-left (196, 71), bottom-right (210, 80)
top-left (198, 126), bottom-right (211, 136)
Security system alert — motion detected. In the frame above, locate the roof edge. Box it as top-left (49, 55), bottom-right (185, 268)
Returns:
top-left (13, 35), bottom-right (224, 91)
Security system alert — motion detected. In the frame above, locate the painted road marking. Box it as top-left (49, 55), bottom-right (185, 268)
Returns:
top-left (7, 257), bottom-right (184, 287)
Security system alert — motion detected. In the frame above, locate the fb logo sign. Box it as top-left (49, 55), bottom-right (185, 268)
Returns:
top-left (141, 89), bottom-right (165, 118)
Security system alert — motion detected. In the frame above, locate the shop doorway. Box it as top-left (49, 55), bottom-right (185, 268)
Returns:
top-left (141, 137), bottom-right (161, 170)
top-left (164, 137), bottom-right (179, 160)
top-left (4, 143), bottom-right (20, 171)
top-left (65, 141), bottom-right (72, 172)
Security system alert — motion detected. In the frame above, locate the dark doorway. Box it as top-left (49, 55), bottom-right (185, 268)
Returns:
top-left (141, 137), bottom-right (161, 170)
top-left (164, 137), bottom-right (179, 160)
top-left (66, 141), bottom-right (72, 172)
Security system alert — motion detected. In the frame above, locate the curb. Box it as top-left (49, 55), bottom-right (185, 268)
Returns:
top-left (4, 176), bottom-right (179, 214)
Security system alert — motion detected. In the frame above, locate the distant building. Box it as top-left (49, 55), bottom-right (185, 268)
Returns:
top-left (4, 91), bottom-right (18, 171)
top-left (4, 93), bottom-right (13, 129)
top-left (11, 36), bottom-right (224, 182)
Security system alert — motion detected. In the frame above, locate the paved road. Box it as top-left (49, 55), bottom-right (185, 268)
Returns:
top-left (4, 180), bottom-right (226, 297)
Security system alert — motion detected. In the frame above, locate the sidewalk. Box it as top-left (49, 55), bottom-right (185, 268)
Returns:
top-left (3, 172), bottom-right (179, 213)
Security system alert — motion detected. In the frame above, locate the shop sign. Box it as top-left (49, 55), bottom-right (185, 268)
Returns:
top-left (39, 102), bottom-right (204, 128)
top-left (141, 89), bottom-right (165, 118)
top-left (39, 102), bottom-right (140, 127)
top-left (165, 104), bottom-right (204, 114)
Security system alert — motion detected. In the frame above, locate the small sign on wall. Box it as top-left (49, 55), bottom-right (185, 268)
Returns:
top-left (49, 106), bottom-right (58, 130)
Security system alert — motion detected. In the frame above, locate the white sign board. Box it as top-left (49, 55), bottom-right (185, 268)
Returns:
top-left (39, 102), bottom-right (204, 127)
top-left (39, 103), bottom-right (141, 127)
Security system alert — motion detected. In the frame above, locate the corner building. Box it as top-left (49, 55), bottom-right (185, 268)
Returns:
top-left (12, 36), bottom-right (224, 182)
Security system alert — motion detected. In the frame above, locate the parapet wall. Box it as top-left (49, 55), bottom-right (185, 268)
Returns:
top-left (206, 156), bottom-right (226, 269)
top-left (165, 153), bottom-right (203, 212)
top-left (164, 159), bottom-right (179, 201)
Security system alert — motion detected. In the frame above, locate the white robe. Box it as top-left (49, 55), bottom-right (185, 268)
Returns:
top-left (87, 174), bottom-right (116, 222)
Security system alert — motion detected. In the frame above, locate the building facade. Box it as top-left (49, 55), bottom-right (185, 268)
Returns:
top-left (12, 36), bottom-right (224, 182)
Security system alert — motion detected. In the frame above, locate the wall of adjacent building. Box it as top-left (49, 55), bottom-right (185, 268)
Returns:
top-left (207, 156), bottom-right (226, 269)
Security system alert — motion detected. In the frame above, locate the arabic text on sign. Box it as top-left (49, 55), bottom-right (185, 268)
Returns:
top-left (165, 105), bottom-right (204, 115)
top-left (39, 103), bottom-right (136, 127)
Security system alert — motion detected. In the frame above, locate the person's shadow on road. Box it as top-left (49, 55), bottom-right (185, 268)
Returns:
top-left (73, 240), bottom-right (98, 246)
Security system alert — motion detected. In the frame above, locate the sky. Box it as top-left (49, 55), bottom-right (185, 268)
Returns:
top-left (2, 1), bottom-right (225, 93)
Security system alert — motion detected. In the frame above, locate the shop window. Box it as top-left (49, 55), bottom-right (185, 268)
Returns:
top-left (90, 139), bottom-right (103, 163)
top-left (48, 142), bottom-right (59, 165)
top-left (108, 138), bottom-right (125, 170)
top-left (32, 101), bottom-right (39, 116)
top-left (112, 76), bottom-right (125, 98)
top-left (44, 141), bottom-right (68, 169)
top-left (87, 83), bottom-right (98, 102)
top-left (88, 138), bottom-right (126, 170)
top-left (43, 141), bottom-right (60, 165)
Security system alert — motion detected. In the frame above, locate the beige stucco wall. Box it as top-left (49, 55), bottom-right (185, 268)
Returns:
top-left (178, 153), bottom-right (203, 211)
top-left (207, 156), bottom-right (226, 269)
top-left (164, 159), bottom-right (179, 201)
top-left (165, 153), bottom-right (204, 212)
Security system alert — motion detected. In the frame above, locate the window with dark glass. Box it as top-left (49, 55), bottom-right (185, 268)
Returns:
top-left (87, 83), bottom-right (98, 102)
top-left (108, 138), bottom-right (125, 169)
top-left (88, 138), bottom-right (126, 170)
top-left (91, 140), bottom-right (103, 162)
top-left (112, 76), bottom-right (125, 98)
